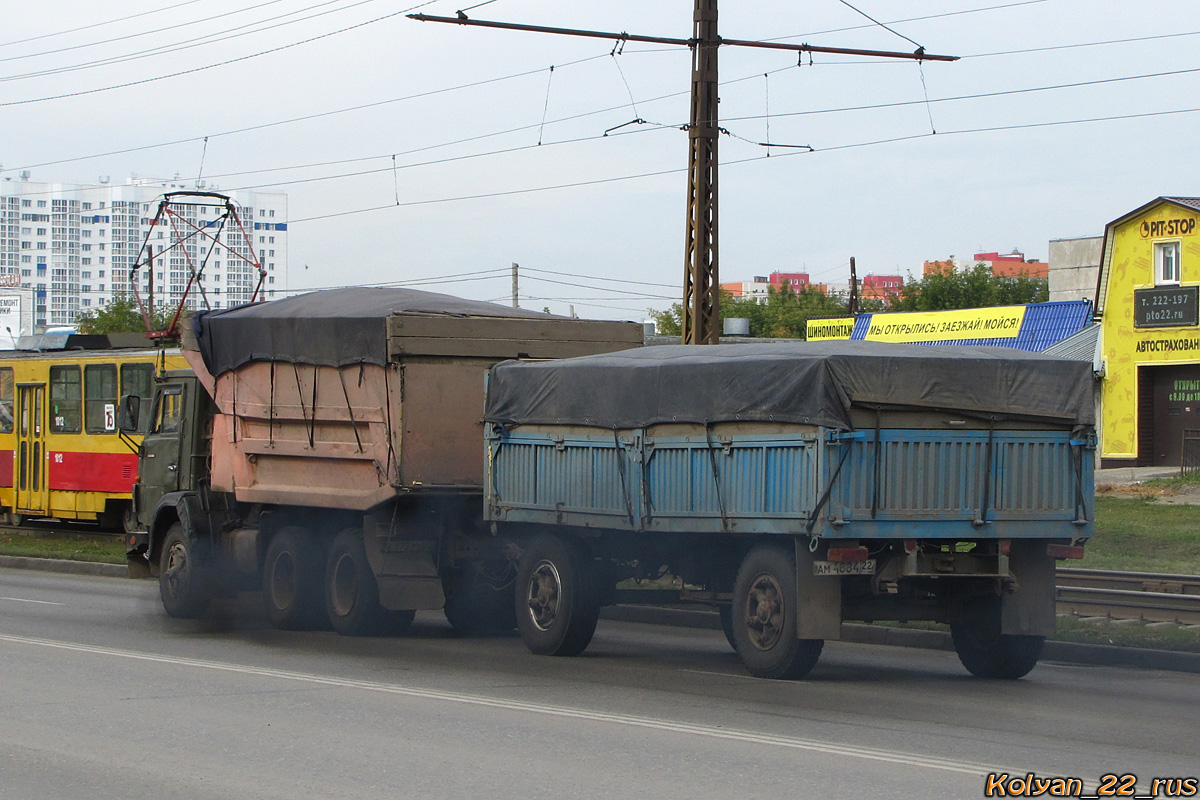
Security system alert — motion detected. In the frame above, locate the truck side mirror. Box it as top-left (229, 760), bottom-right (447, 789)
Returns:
top-left (118, 395), bottom-right (140, 433)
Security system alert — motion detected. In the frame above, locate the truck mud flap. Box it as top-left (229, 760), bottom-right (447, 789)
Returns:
top-left (377, 573), bottom-right (444, 611)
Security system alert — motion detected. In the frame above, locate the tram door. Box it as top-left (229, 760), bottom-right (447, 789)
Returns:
top-left (15, 385), bottom-right (48, 516)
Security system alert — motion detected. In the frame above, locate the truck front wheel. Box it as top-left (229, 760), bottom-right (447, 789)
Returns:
top-left (515, 535), bottom-right (600, 657)
top-left (731, 544), bottom-right (823, 680)
top-left (158, 523), bottom-right (214, 618)
top-left (263, 527), bottom-right (325, 630)
top-left (951, 598), bottom-right (1044, 679)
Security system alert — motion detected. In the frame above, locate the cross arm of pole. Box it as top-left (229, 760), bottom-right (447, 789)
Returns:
top-left (407, 14), bottom-right (691, 47)
top-left (407, 14), bottom-right (957, 62)
top-left (722, 38), bottom-right (957, 62)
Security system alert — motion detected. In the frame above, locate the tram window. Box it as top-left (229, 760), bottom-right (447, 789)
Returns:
top-left (49, 365), bottom-right (82, 434)
top-left (85, 363), bottom-right (118, 434)
top-left (155, 389), bottom-right (182, 434)
top-left (0, 367), bottom-right (12, 434)
top-left (120, 363), bottom-right (154, 409)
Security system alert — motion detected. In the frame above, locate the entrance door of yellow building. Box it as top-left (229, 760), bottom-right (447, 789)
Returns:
top-left (15, 384), bottom-right (48, 517)
top-left (1144, 365), bottom-right (1200, 466)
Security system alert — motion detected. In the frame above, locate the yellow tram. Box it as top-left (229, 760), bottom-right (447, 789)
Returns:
top-left (0, 336), bottom-right (188, 528)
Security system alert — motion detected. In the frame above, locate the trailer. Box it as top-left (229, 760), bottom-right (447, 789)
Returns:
top-left (483, 342), bottom-right (1095, 678)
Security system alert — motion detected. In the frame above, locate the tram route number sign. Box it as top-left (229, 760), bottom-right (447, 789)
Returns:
top-left (1134, 285), bottom-right (1199, 329)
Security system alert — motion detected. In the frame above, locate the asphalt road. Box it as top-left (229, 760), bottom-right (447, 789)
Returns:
top-left (1, 568), bottom-right (1197, 800)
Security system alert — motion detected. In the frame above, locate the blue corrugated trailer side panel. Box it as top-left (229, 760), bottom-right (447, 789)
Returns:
top-left (486, 426), bottom-right (1094, 540)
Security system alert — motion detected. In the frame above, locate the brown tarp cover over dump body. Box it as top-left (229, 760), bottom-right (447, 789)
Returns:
top-left (192, 287), bottom-right (565, 375)
top-left (485, 341), bottom-right (1095, 431)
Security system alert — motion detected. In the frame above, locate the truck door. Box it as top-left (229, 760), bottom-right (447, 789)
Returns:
top-left (15, 384), bottom-right (48, 516)
top-left (137, 383), bottom-right (186, 519)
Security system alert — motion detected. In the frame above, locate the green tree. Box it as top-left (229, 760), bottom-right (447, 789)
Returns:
top-left (892, 261), bottom-right (1048, 311)
top-left (648, 282), bottom-right (852, 339)
top-left (648, 302), bottom-right (683, 337)
top-left (75, 295), bottom-right (172, 335)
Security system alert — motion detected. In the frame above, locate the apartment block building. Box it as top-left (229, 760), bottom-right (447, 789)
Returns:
top-left (0, 175), bottom-right (286, 332)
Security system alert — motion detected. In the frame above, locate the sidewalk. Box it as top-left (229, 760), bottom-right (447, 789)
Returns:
top-left (1094, 465), bottom-right (1182, 485)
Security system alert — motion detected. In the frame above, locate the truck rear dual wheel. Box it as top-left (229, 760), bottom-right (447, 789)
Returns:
top-left (515, 535), bottom-right (601, 657)
top-left (158, 523), bottom-right (214, 619)
top-left (731, 544), bottom-right (824, 680)
top-left (262, 527), bottom-right (326, 630)
top-left (325, 528), bottom-right (414, 636)
top-left (951, 597), bottom-right (1044, 679)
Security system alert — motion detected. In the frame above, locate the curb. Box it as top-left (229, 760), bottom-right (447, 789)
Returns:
top-left (600, 604), bottom-right (1200, 675)
top-left (0, 555), bottom-right (129, 578)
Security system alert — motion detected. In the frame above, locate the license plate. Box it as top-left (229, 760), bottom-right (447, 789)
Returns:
top-left (813, 559), bottom-right (876, 576)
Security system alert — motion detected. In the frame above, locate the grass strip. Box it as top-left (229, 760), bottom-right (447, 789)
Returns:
top-left (0, 531), bottom-right (126, 564)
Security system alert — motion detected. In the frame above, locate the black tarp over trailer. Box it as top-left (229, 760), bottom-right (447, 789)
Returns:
top-left (485, 341), bottom-right (1095, 431)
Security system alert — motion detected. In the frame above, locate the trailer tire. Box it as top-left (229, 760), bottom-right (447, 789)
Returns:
top-left (445, 576), bottom-right (518, 635)
top-left (324, 528), bottom-right (389, 636)
top-left (951, 598), bottom-right (1044, 679)
top-left (515, 535), bottom-right (600, 657)
top-left (718, 604), bottom-right (739, 653)
top-left (731, 544), bottom-right (823, 680)
top-left (158, 523), bottom-right (214, 618)
top-left (263, 527), bottom-right (325, 630)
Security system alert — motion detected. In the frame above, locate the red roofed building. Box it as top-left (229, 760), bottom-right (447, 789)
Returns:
top-left (974, 251), bottom-right (1049, 278)
top-left (923, 251), bottom-right (1048, 278)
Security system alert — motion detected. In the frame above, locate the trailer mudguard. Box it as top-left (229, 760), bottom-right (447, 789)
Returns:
top-left (1000, 539), bottom-right (1057, 637)
top-left (796, 539), bottom-right (842, 640)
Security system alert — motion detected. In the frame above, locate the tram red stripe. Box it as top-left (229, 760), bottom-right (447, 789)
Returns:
top-left (0, 449), bottom-right (12, 487)
top-left (48, 451), bottom-right (138, 493)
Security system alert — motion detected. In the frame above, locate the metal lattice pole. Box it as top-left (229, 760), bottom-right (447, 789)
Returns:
top-left (682, 0), bottom-right (720, 345)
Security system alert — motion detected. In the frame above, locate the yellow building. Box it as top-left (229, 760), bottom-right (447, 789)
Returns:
top-left (1097, 196), bottom-right (1200, 467)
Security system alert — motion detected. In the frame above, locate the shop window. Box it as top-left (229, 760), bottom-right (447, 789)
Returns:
top-left (85, 363), bottom-right (118, 434)
top-left (50, 365), bottom-right (82, 433)
top-left (1156, 241), bottom-right (1181, 284)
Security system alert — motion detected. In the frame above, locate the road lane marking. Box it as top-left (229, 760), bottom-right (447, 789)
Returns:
top-left (0, 596), bottom-right (64, 606)
top-left (0, 632), bottom-right (1011, 778)
top-left (678, 668), bottom-right (764, 681)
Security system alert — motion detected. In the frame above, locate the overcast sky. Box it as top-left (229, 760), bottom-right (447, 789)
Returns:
top-left (3, 0), bottom-right (1198, 320)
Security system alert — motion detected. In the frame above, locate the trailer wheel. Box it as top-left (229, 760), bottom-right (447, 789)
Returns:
top-left (158, 523), bottom-right (214, 618)
top-left (324, 528), bottom-right (391, 636)
top-left (951, 598), bottom-right (1044, 679)
top-left (263, 527), bottom-right (325, 630)
top-left (731, 544), bottom-right (823, 680)
top-left (718, 604), bottom-right (739, 653)
top-left (444, 568), bottom-right (518, 635)
top-left (515, 535), bottom-right (600, 657)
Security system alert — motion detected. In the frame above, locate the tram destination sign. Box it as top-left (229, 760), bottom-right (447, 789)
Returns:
top-left (1134, 285), bottom-right (1199, 328)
